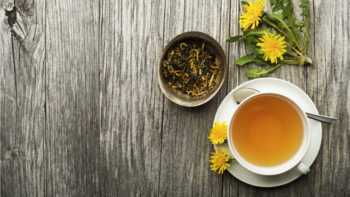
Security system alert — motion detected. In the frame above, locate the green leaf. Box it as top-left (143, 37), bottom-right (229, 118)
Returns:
top-left (246, 64), bottom-right (281, 79)
top-left (235, 55), bottom-right (256, 66)
top-left (270, 0), bottom-right (294, 19)
top-left (300, 0), bottom-right (310, 54)
top-left (241, 1), bottom-right (248, 5)
top-left (244, 29), bottom-right (267, 37)
top-left (226, 30), bottom-right (266, 43)
top-left (226, 35), bottom-right (243, 43)
top-left (253, 58), bottom-right (272, 67)
top-left (264, 13), bottom-right (301, 50)
top-left (262, 15), bottom-right (290, 39)
top-left (268, 1), bottom-right (303, 50)
top-left (244, 30), bottom-right (268, 54)
top-left (244, 36), bottom-right (258, 53)
top-left (300, 0), bottom-right (310, 19)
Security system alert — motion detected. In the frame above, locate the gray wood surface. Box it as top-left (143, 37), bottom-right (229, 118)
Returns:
top-left (0, 0), bottom-right (349, 196)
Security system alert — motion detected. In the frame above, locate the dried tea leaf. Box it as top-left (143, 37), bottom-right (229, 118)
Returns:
top-left (161, 41), bottom-right (221, 97)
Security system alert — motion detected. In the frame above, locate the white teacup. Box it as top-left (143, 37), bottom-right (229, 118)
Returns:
top-left (227, 92), bottom-right (311, 176)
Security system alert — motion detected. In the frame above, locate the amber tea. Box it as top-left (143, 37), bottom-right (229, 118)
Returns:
top-left (232, 94), bottom-right (303, 166)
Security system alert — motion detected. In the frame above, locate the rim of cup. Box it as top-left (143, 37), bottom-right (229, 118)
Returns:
top-left (227, 92), bottom-right (311, 176)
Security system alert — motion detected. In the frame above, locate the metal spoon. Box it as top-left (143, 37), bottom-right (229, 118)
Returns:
top-left (232, 87), bottom-right (337, 124)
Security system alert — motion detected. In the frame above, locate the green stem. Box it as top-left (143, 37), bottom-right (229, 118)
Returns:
top-left (262, 16), bottom-right (290, 39)
top-left (281, 59), bottom-right (300, 65)
top-left (245, 31), bottom-right (265, 37)
top-left (268, 64), bottom-right (282, 72)
top-left (304, 56), bottom-right (312, 64)
top-left (265, 13), bottom-right (302, 51)
top-left (282, 54), bottom-right (312, 66)
top-left (286, 50), bottom-right (298, 57)
top-left (291, 47), bottom-right (303, 57)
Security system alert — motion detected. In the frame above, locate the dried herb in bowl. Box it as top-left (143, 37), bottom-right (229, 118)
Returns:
top-left (161, 41), bottom-right (221, 97)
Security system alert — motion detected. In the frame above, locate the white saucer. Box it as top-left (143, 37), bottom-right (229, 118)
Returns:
top-left (213, 78), bottom-right (322, 187)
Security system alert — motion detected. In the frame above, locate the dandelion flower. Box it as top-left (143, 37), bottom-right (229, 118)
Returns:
top-left (208, 122), bottom-right (227, 145)
top-left (210, 149), bottom-right (232, 174)
top-left (240, 0), bottom-right (265, 31)
top-left (257, 32), bottom-right (287, 64)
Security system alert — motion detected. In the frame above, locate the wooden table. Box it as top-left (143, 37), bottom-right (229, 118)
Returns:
top-left (0, 0), bottom-right (349, 196)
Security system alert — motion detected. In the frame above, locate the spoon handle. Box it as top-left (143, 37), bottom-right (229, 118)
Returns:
top-left (306, 112), bottom-right (337, 124)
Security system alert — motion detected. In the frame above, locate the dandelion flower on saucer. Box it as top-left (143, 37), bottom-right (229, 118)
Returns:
top-left (240, 0), bottom-right (265, 31)
top-left (208, 122), bottom-right (227, 145)
top-left (257, 32), bottom-right (287, 64)
top-left (210, 149), bottom-right (232, 174)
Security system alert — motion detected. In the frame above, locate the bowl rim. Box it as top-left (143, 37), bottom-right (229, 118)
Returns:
top-left (157, 31), bottom-right (227, 107)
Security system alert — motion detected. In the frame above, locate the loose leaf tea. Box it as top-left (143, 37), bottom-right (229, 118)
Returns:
top-left (161, 41), bottom-right (221, 97)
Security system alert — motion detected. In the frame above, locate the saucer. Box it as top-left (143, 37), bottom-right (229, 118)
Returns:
top-left (213, 78), bottom-right (322, 187)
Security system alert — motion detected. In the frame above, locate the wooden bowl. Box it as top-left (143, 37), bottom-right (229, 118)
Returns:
top-left (157, 31), bottom-right (227, 107)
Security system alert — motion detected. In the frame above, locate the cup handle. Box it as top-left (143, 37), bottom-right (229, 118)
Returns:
top-left (297, 163), bottom-right (310, 174)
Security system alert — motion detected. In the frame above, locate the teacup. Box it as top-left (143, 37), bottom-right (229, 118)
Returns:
top-left (227, 92), bottom-right (310, 176)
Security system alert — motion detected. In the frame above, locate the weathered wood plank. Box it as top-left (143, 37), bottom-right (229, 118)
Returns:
top-left (0, 0), bottom-right (46, 196)
top-left (307, 0), bottom-right (350, 196)
top-left (45, 0), bottom-right (100, 196)
top-left (0, 3), bottom-right (18, 196)
top-left (159, 0), bottom-right (231, 196)
top-left (99, 0), bottom-right (165, 196)
top-left (0, 0), bottom-right (348, 196)
top-left (225, 0), bottom-right (350, 197)
top-left (222, 0), bottom-right (240, 196)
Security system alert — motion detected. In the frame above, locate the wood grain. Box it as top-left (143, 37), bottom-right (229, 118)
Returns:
top-left (99, 0), bottom-right (165, 196)
top-left (0, 0), bottom-right (349, 196)
top-left (0, 5), bottom-right (18, 196)
top-left (0, 0), bottom-right (46, 196)
top-left (159, 0), bottom-right (231, 196)
top-left (45, 0), bottom-right (100, 196)
top-left (308, 0), bottom-right (350, 196)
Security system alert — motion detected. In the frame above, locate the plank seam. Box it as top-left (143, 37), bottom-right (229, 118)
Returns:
top-left (10, 34), bottom-right (18, 111)
top-left (157, 0), bottom-right (167, 196)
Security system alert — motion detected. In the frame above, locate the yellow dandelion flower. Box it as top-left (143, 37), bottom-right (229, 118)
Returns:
top-left (257, 32), bottom-right (287, 64)
top-left (240, 0), bottom-right (265, 31)
top-left (210, 149), bottom-right (232, 174)
top-left (208, 122), bottom-right (227, 145)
